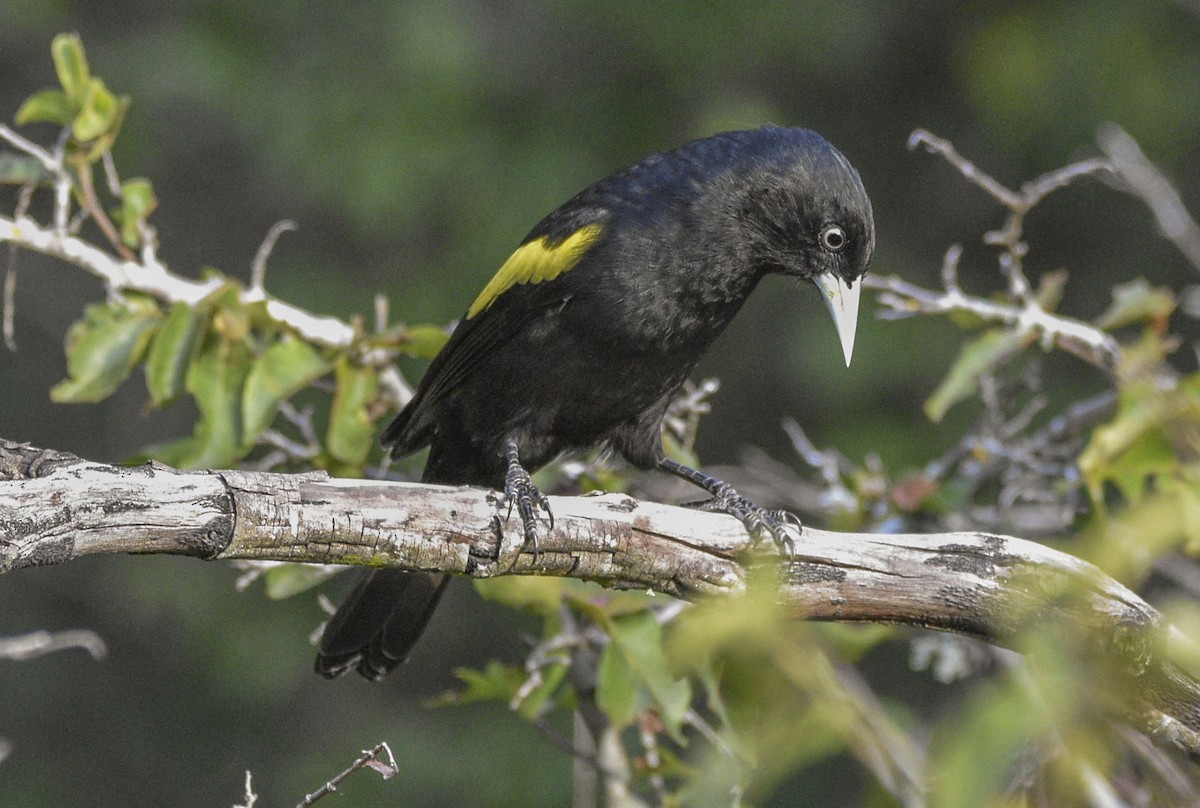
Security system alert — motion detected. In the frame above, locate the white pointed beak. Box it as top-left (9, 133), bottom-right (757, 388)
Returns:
top-left (812, 273), bottom-right (861, 367)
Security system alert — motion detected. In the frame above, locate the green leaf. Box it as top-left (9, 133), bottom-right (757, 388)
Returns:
top-left (241, 335), bottom-right (331, 442)
top-left (666, 570), bottom-right (788, 675)
top-left (432, 662), bottom-right (525, 705)
top-left (1170, 470), bottom-right (1200, 554)
top-left (814, 623), bottom-right (894, 662)
top-left (924, 328), bottom-right (1025, 422)
top-left (326, 358), bottom-right (379, 468)
top-left (179, 335), bottom-right (254, 468)
top-left (77, 95), bottom-right (131, 163)
top-left (596, 636), bottom-right (640, 729)
top-left (400, 323), bottom-right (451, 359)
top-left (51, 33), bottom-right (90, 106)
top-left (50, 298), bottom-right (161, 403)
top-left (565, 586), bottom-right (659, 622)
top-left (145, 302), bottom-right (206, 406)
top-left (0, 153), bottom-right (52, 185)
top-left (15, 88), bottom-right (73, 127)
top-left (114, 178), bottom-right (158, 247)
top-left (692, 663), bottom-right (741, 752)
top-left (138, 435), bottom-right (202, 468)
top-left (1033, 267), bottom-right (1068, 310)
top-left (1078, 372), bottom-right (1200, 504)
top-left (73, 77), bottom-right (120, 141)
top-left (263, 563), bottom-right (341, 599)
top-left (929, 637), bottom-right (1065, 808)
top-left (473, 576), bottom-right (567, 617)
top-left (443, 658), bottom-right (571, 720)
top-left (598, 611), bottom-right (691, 738)
top-left (1095, 278), bottom-right (1175, 331)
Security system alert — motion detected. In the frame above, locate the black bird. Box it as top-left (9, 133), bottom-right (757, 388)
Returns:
top-left (316, 125), bottom-right (874, 680)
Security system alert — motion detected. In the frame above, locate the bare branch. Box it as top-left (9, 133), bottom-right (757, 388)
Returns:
top-left (2, 184), bottom-right (32, 353)
top-left (75, 158), bottom-right (133, 260)
top-left (0, 629), bottom-right (107, 661)
top-left (909, 128), bottom-right (1114, 305)
top-left (0, 124), bottom-right (66, 184)
top-left (863, 267), bottom-right (1121, 371)
top-left (0, 210), bottom-right (414, 406)
top-left (233, 770), bottom-right (258, 808)
top-left (1098, 122), bottom-right (1200, 273)
top-left (296, 743), bottom-right (397, 806)
top-left (0, 211), bottom-right (357, 346)
top-left (248, 219), bottom-right (298, 293)
top-left (2, 439), bottom-right (1199, 762)
top-left (908, 129), bottom-right (1023, 210)
top-left (909, 128), bottom-right (1113, 214)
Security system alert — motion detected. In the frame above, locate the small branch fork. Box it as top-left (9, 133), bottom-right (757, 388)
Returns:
top-left (865, 247), bottom-right (1122, 371)
top-left (864, 129), bottom-right (1123, 373)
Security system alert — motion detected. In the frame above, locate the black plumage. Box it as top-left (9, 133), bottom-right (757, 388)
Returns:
top-left (316, 126), bottom-right (874, 680)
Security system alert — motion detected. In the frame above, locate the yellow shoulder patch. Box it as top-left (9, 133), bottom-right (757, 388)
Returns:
top-left (466, 223), bottom-right (604, 319)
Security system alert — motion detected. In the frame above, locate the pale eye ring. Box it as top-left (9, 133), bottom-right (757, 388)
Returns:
top-left (820, 224), bottom-right (847, 252)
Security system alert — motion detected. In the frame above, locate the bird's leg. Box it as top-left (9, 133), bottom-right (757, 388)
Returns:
top-left (657, 457), bottom-right (800, 556)
top-left (502, 436), bottom-right (553, 554)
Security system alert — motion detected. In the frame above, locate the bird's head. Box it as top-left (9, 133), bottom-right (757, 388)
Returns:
top-left (732, 128), bottom-right (875, 366)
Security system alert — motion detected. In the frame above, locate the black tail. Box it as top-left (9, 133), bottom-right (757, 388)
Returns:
top-left (314, 568), bottom-right (449, 680)
top-left (315, 429), bottom-right (500, 680)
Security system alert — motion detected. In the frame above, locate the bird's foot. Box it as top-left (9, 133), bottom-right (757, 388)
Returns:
top-left (686, 490), bottom-right (801, 556)
top-left (499, 439), bottom-right (553, 554)
top-left (659, 457), bottom-right (800, 556)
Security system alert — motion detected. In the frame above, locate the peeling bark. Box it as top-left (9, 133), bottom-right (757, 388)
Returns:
top-left (2, 439), bottom-right (1199, 761)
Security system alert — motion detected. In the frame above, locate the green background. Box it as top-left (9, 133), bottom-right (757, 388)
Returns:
top-left (1, 1), bottom-right (1199, 804)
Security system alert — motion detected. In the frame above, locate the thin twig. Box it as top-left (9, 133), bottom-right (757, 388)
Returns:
top-left (51, 127), bottom-right (71, 234)
top-left (908, 129), bottom-right (1022, 209)
top-left (1020, 158), bottom-right (1114, 210)
top-left (100, 149), bottom-right (123, 198)
top-left (909, 129), bottom-right (1113, 306)
top-left (75, 159), bottom-right (134, 261)
top-left (249, 219), bottom-right (298, 293)
top-left (864, 269), bottom-right (1121, 371)
top-left (2, 184), bottom-right (34, 352)
top-left (663, 378), bottom-right (719, 452)
top-left (781, 417), bottom-right (857, 513)
top-left (374, 293), bottom-right (388, 334)
top-left (1098, 122), bottom-right (1200, 273)
top-left (296, 742), bottom-right (398, 806)
top-left (2, 263), bottom-right (15, 352)
top-left (0, 123), bottom-right (62, 178)
top-left (233, 771), bottom-right (258, 808)
top-left (0, 629), bottom-right (107, 661)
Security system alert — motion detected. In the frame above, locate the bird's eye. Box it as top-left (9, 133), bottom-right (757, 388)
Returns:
top-left (820, 225), bottom-right (847, 252)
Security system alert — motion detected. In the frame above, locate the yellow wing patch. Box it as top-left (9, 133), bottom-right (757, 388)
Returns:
top-left (466, 223), bottom-right (604, 319)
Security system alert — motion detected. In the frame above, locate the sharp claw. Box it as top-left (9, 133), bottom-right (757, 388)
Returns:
top-left (780, 511), bottom-right (803, 532)
top-left (709, 492), bottom-right (802, 558)
top-left (659, 459), bottom-right (800, 559)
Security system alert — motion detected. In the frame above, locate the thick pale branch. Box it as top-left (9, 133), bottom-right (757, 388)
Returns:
top-left (2, 439), bottom-right (1199, 759)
